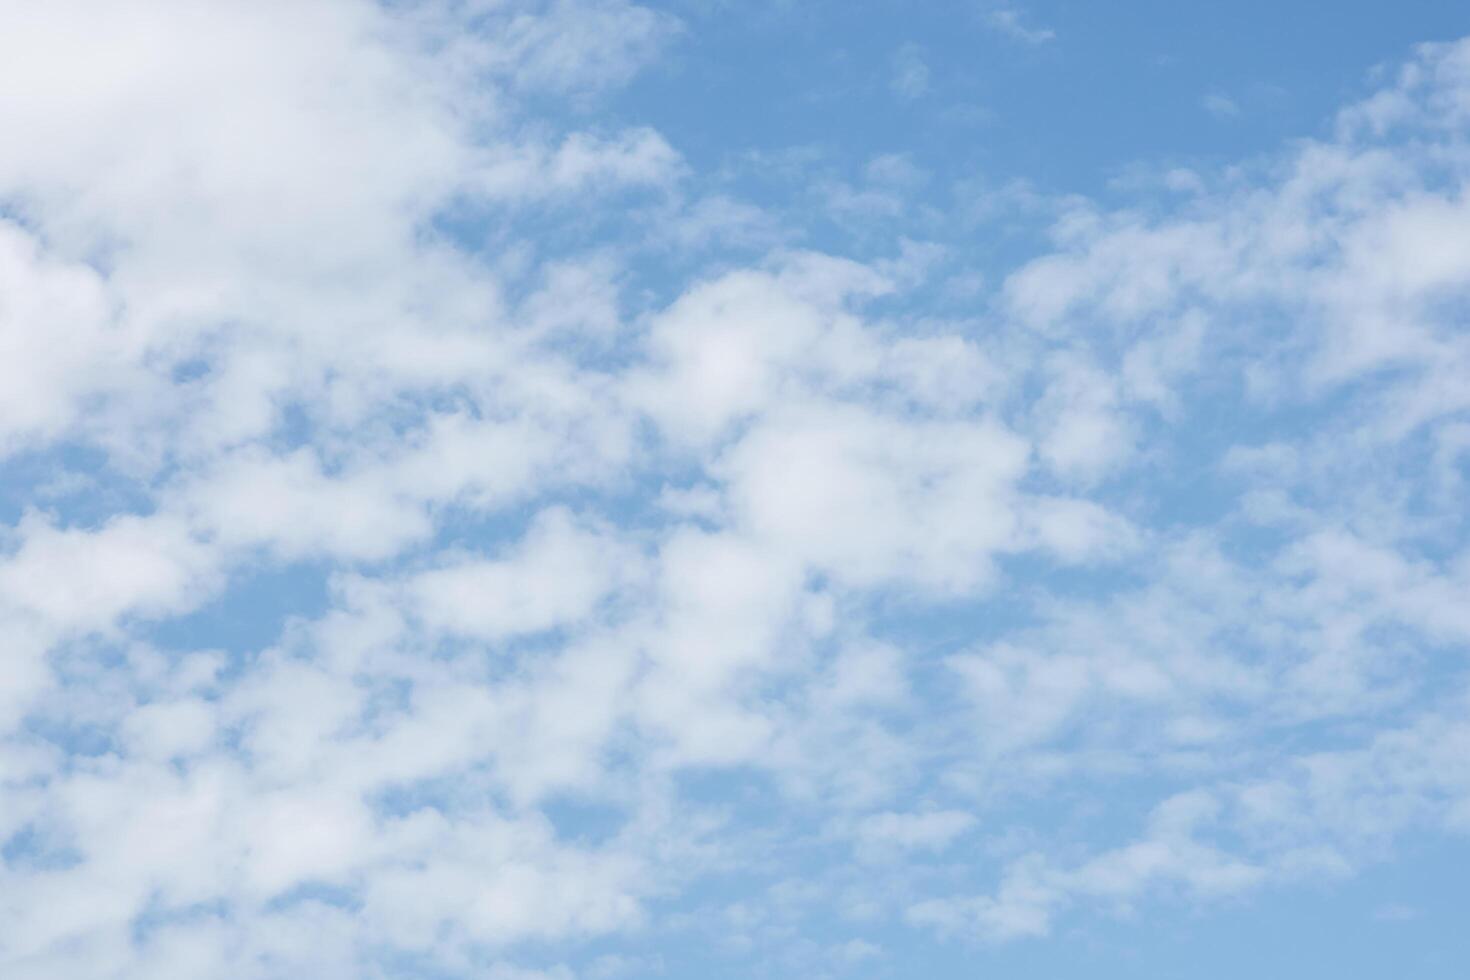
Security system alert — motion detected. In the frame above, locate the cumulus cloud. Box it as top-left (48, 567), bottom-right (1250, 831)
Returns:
top-left (1, 3), bottom-right (1469, 977)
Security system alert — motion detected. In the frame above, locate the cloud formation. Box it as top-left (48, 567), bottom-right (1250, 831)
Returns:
top-left (1, 3), bottom-right (1468, 977)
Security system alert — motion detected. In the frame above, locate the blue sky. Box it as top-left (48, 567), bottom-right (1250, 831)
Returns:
top-left (1, 2), bottom-right (1469, 978)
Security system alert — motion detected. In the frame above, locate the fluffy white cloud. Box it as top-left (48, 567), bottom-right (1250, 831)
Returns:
top-left (1, 4), bottom-right (1468, 977)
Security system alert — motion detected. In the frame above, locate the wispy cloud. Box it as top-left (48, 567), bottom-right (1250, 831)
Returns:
top-left (1202, 91), bottom-right (1241, 118)
top-left (891, 42), bottom-right (931, 99)
top-left (986, 7), bottom-right (1056, 44)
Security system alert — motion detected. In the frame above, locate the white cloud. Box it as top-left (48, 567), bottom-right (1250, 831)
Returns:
top-left (478, 128), bottom-right (684, 201)
top-left (715, 404), bottom-right (1027, 592)
top-left (1202, 92), bottom-right (1241, 118)
top-left (405, 508), bottom-right (641, 640)
top-left (910, 792), bottom-right (1264, 941)
top-left (985, 8), bottom-right (1055, 45)
top-left (0, 223), bottom-right (121, 452)
top-left (476, 0), bottom-right (680, 96)
top-left (849, 809), bottom-right (976, 854)
top-left (0, 512), bottom-right (218, 634)
top-left (891, 43), bottom-right (931, 100)
top-left (1, 3), bottom-right (1468, 975)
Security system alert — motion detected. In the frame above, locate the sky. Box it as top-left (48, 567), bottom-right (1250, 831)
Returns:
top-left (1, 2), bottom-right (1469, 977)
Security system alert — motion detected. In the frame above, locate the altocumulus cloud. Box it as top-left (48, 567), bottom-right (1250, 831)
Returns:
top-left (1, 2), bottom-right (1469, 977)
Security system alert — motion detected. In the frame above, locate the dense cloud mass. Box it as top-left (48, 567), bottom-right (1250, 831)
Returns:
top-left (1, 2), bottom-right (1469, 977)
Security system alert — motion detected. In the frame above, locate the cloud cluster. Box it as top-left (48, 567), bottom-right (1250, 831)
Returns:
top-left (1, 3), bottom-right (1468, 977)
